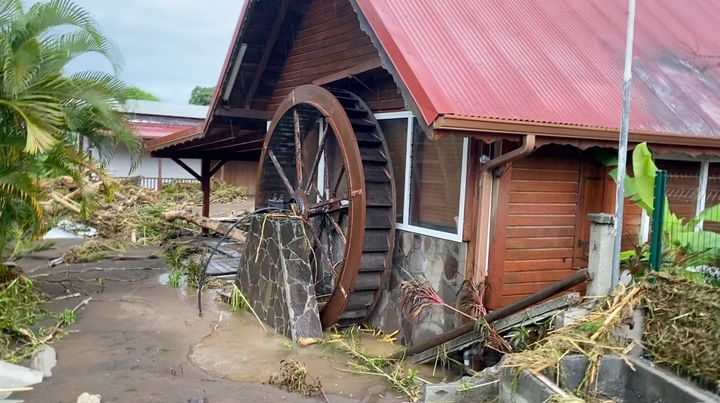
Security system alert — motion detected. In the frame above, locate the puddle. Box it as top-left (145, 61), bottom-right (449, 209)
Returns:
top-left (190, 311), bottom-right (458, 400)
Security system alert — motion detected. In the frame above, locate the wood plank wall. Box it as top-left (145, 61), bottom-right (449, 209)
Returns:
top-left (500, 148), bottom-right (582, 306)
top-left (493, 145), bottom-right (656, 306)
top-left (268, 0), bottom-right (402, 112)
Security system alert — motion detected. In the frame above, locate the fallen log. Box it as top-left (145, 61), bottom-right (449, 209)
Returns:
top-left (164, 211), bottom-right (246, 242)
top-left (389, 269), bottom-right (590, 360)
top-left (49, 192), bottom-right (81, 214)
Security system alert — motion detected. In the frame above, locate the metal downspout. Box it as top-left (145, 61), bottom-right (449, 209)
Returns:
top-left (472, 134), bottom-right (536, 302)
top-left (481, 134), bottom-right (536, 173)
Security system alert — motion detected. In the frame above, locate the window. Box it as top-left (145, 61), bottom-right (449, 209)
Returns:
top-left (378, 118), bottom-right (408, 222)
top-left (375, 112), bottom-right (468, 241)
top-left (409, 124), bottom-right (463, 232)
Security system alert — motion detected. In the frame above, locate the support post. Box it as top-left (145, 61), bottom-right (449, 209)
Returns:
top-left (157, 158), bottom-right (163, 191)
top-left (201, 160), bottom-right (211, 236)
top-left (611, 0), bottom-right (637, 288)
top-left (587, 213), bottom-right (615, 296)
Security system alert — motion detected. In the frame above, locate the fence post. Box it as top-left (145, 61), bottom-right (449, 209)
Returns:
top-left (650, 170), bottom-right (668, 271)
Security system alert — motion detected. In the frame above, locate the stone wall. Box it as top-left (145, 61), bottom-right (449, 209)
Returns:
top-left (235, 215), bottom-right (323, 340)
top-left (369, 230), bottom-right (468, 346)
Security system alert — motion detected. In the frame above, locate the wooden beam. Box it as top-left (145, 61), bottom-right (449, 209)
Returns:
top-left (171, 158), bottom-right (201, 181)
top-left (312, 59), bottom-right (383, 86)
top-left (156, 149), bottom-right (263, 161)
top-left (214, 108), bottom-right (273, 120)
top-left (178, 134), bottom-right (262, 151)
top-left (201, 159), bottom-right (211, 223)
top-left (244, 0), bottom-right (290, 108)
top-left (210, 160), bottom-right (227, 177)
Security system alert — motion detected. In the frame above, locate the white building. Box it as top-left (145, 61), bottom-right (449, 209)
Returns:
top-left (101, 100), bottom-right (208, 188)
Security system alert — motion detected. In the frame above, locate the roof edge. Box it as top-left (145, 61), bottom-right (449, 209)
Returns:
top-left (145, 124), bottom-right (205, 152)
top-left (352, 0), bottom-right (442, 126)
top-left (434, 114), bottom-right (720, 148)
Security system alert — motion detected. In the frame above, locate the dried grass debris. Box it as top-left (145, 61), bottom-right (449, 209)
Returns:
top-left (644, 272), bottom-right (720, 391)
top-left (268, 360), bottom-right (326, 400)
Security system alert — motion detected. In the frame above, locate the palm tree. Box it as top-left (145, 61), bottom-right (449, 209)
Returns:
top-left (0, 0), bottom-right (141, 253)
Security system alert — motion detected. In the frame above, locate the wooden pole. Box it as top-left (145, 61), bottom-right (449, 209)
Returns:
top-left (201, 159), bottom-right (211, 235)
top-left (157, 158), bottom-right (163, 191)
top-left (389, 269), bottom-right (590, 360)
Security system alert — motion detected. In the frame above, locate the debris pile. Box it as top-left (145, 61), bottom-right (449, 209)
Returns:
top-left (268, 360), bottom-right (326, 399)
top-left (0, 265), bottom-right (79, 362)
top-left (62, 240), bottom-right (126, 263)
top-left (505, 283), bottom-right (644, 388)
top-left (644, 272), bottom-right (720, 391)
top-left (50, 178), bottom-right (248, 247)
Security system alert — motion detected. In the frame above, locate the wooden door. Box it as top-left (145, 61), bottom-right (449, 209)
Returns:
top-left (573, 156), bottom-right (606, 269)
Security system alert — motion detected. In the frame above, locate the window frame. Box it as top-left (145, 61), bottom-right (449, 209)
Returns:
top-left (375, 111), bottom-right (468, 242)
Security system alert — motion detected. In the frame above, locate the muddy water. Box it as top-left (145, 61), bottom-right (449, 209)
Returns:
top-left (190, 310), bottom-right (457, 400)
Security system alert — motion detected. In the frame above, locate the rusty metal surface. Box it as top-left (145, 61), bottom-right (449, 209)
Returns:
top-left (355, 0), bottom-right (720, 138)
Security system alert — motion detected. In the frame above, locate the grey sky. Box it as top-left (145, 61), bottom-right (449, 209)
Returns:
top-left (69, 0), bottom-right (243, 104)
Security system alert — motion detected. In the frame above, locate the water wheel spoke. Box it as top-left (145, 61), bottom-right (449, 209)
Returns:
top-left (294, 109), bottom-right (303, 188)
top-left (307, 194), bottom-right (348, 217)
top-left (304, 128), bottom-right (328, 193)
top-left (327, 215), bottom-right (347, 244)
top-left (332, 166), bottom-right (346, 195)
top-left (267, 149), bottom-right (294, 195)
top-left (310, 217), bottom-right (335, 268)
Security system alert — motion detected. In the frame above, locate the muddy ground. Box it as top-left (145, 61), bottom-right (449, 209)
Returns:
top-left (13, 239), bottom-right (414, 403)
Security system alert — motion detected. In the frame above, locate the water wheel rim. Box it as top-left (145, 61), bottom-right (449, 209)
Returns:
top-left (256, 85), bottom-right (366, 328)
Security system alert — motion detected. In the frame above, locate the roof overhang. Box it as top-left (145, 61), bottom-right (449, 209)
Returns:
top-left (433, 114), bottom-right (720, 150)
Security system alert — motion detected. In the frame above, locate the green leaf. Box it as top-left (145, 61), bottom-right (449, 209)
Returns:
top-left (631, 143), bottom-right (658, 212)
top-left (696, 203), bottom-right (720, 223)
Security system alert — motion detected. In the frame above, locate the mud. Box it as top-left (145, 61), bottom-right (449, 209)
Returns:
top-left (190, 312), bottom-right (455, 401)
top-left (15, 239), bottom-right (458, 403)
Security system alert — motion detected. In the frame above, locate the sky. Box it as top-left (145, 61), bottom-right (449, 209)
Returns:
top-left (68, 0), bottom-right (243, 104)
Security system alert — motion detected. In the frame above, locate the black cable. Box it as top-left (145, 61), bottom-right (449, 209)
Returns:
top-left (196, 207), bottom-right (281, 316)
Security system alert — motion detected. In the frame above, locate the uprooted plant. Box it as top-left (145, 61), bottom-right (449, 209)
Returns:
top-left (399, 278), bottom-right (511, 359)
top-left (268, 360), bottom-right (327, 401)
top-left (0, 264), bottom-right (79, 362)
top-left (322, 328), bottom-right (423, 402)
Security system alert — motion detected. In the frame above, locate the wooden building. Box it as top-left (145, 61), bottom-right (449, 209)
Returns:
top-left (147, 0), bottom-right (720, 343)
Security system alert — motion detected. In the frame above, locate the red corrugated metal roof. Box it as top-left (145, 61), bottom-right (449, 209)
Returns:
top-left (131, 123), bottom-right (195, 139)
top-left (355, 0), bottom-right (720, 138)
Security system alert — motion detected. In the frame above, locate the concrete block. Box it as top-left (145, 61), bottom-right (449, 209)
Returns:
top-left (0, 360), bottom-right (43, 399)
top-left (30, 345), bottom-right (57, 377)
top-left (587, 213), bottom-right (614, 296)
top-left (554, 307), bottom-right (589, 329)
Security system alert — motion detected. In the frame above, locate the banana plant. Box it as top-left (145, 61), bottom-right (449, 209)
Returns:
top-left (601, 143), bottom-right (720, 257)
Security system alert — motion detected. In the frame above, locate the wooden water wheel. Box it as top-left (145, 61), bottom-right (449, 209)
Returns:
top-left (256, 85), bottom-right (395, 328)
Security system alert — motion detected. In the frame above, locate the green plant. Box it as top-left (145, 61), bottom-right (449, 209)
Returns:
top-left (0, 0), bottom-right (141, 258)
top-left (54, 308), bottom-right (76, 326)
top-left (125, 86), bottom-right (160, 101)
top-left (167, 270), bottom-right (182, 288)
top-left (188, 85), bottom-right (214, 105)
top-left (604, 143), bottom-right (720, 279)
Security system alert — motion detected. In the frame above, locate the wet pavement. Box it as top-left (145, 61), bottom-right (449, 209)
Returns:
top-left (14, 239), bottom-right (454, 403)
